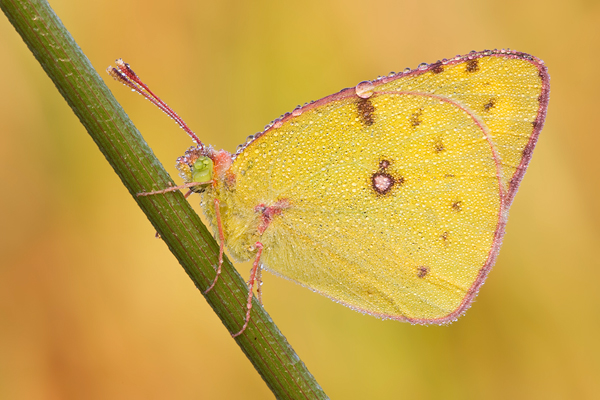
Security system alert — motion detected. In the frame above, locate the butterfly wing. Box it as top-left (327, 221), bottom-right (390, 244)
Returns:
top-left (227, 50), bottom-right (549, 323)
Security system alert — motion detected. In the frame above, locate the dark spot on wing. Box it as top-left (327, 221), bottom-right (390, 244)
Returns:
top-left (431, 62), bottom-right (444, 74)
top-left (410, 108), bottom-right (423, 127)
top-left (357, 97), bottom-right (375, 126)
top-left (417, 266), bottom-right (429, 278)
top-left (452, 201), bottom-right (462, 212)
top-left (440, 231), bottom-right (449, 242)
top-left (522, 140), bottom-right (535, 159)
top-left (370, 159), bottom-right (404, 196)
top-left (434, 139), bottom-right (445, 153)
top-left (371, 172), bottom-right (395, 195)
top-left (483, 98), bottom-right (496, 112)
top-left (466, 59), bottom-right (479, 73)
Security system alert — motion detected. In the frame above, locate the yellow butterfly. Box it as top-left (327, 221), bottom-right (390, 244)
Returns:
top-left (109, 49), bottom-right (549, 337)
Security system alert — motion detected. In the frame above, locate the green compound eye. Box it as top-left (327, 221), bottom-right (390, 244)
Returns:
top-left (192, 156), bottom-right (214, 183)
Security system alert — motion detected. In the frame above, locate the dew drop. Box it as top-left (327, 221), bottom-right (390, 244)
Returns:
top-left (355, 80), bottom-right (374, 99)
top-left (292, 106), bottom-right (303, 117)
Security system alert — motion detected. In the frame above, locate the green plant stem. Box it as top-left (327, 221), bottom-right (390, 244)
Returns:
top-left (0, 1), bottom-right (327, 399)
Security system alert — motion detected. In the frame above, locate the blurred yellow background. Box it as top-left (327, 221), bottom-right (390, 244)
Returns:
top-left (1, 0), bottom-right (599, 399)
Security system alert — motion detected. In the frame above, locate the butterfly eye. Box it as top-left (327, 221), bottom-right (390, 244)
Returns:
top-left (192, 156), bottom-right (214, 183)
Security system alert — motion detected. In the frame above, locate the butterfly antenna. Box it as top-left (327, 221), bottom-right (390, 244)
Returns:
top-left (107, 59), bottom-right (205, 149)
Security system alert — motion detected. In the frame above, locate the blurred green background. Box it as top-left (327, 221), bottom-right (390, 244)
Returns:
top-left (1, 0), bottom-right (599, 399)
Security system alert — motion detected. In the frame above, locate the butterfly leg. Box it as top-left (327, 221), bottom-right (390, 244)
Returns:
top-left (204, 198), bottom-right (225, 294)
top-left (256, 263), bottom-right (263, 305)
top-left (230, 200), bottom-right (288, 336)
top-left (250, 200), bottom-right (290, 304)
top-left (183, 189), bottom-right (194, 199)
top-left (231, 242), bottom-right (263, 338)
top-left (136, 181), bottom-right (211, 197)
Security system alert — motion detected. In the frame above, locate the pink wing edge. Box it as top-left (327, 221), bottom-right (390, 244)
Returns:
top-left (238, 49), bottom-right (550, 325)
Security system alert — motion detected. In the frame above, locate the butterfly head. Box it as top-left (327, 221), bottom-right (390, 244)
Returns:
top-left (176, 145), bottom-right (234, 192)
